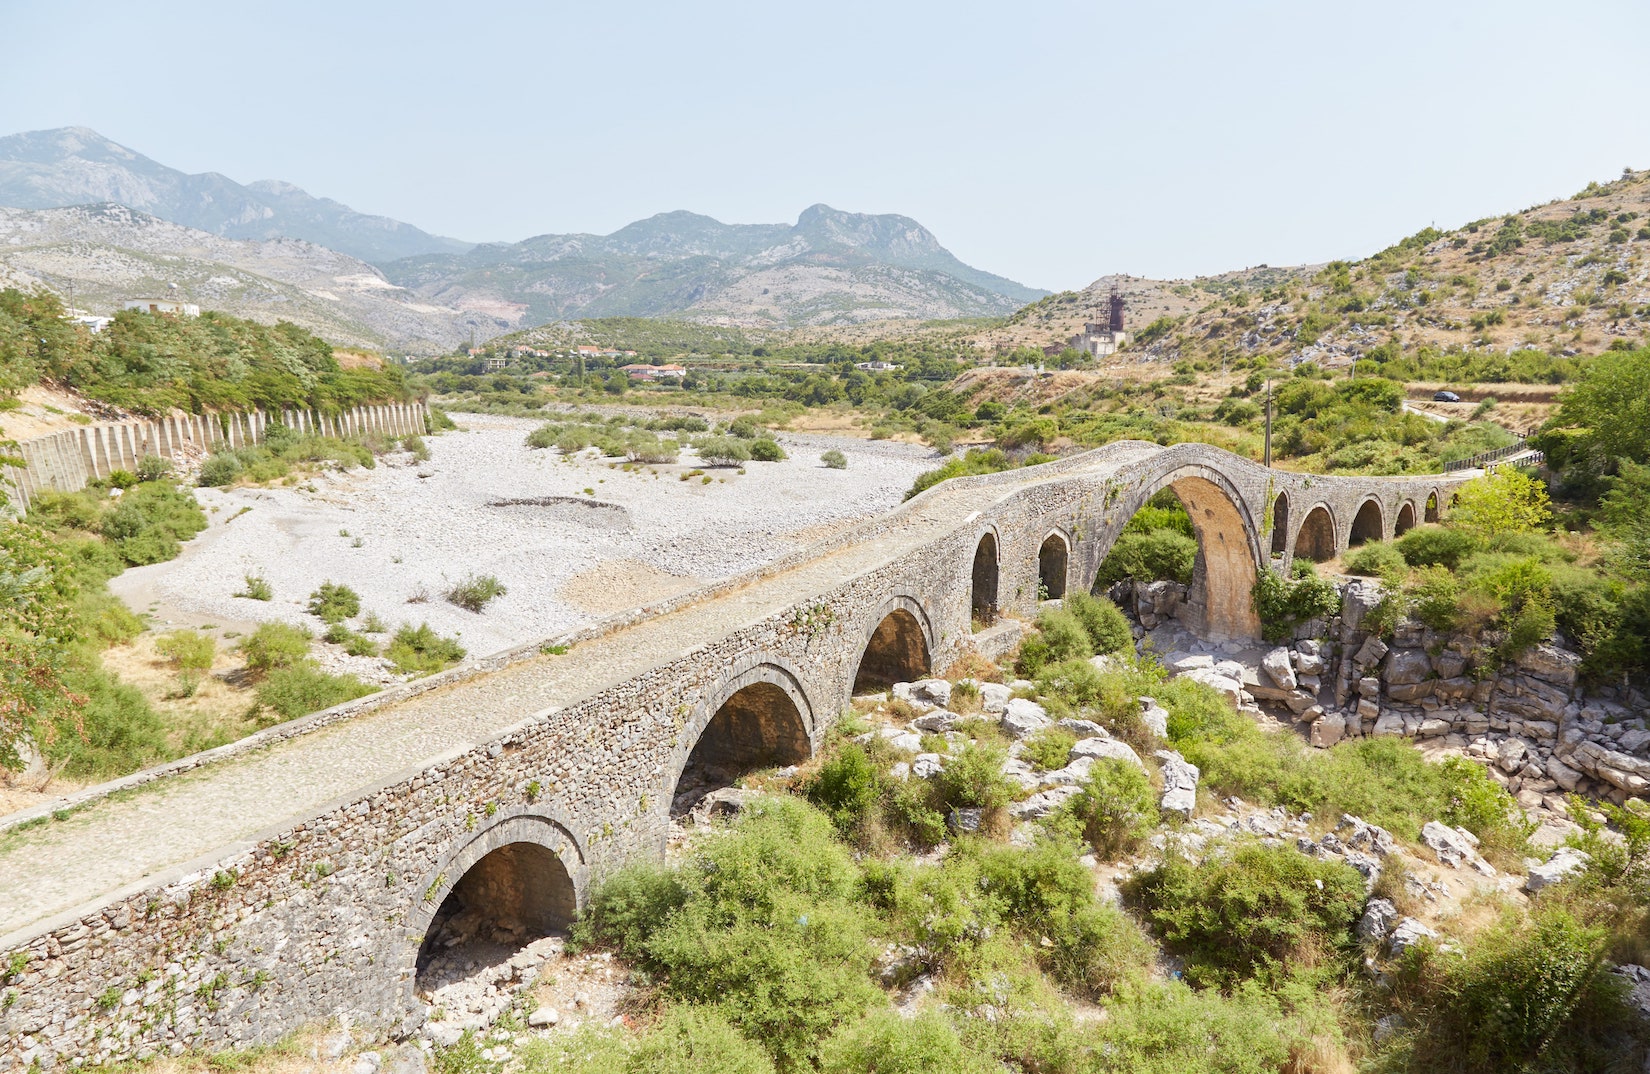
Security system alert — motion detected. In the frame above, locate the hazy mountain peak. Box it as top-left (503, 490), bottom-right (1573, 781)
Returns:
top-left (0, 126), bottom-right (472, 264)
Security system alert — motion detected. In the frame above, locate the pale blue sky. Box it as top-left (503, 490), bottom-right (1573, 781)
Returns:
top-left (4, 0), bottom-right (1648, 290)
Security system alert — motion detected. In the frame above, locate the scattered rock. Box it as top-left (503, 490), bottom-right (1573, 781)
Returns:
top-left (1387, 917), bottom-right (1437, 956)
top-left (1071, 737), bottom-right (1144, 771)
top-left (1154, 750), bottom-right (1199, 819)
top-left (1524, 847), bottom-right (1590, 893)
top-left (1261, 647), bottom-right (1297, 690)
top-left (1420, 821), bottom-right (1494, 875)
top-left (1001, 698), bottom-right (1051, 739)
top-left (1357, 898), bottom-right (1399, 943)
top-left (528, 1008), bottom-right (560, 1028)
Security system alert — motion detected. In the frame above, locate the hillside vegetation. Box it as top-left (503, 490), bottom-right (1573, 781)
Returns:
top-left (0, 287), bottom-right (411, 415)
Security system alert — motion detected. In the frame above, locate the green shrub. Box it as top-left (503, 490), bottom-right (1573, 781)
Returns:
top-left (1132, 843), bottom-right (1365, 987)
top-left (820, 1009), bottom-right (994, 1074)
top-left (239, 623), bottom-right (312, 676)
top-left (522, 1004), bottom-right (777, 1074)
top-left (820, 449), bottom-right (847, 470)
top-left (156, 629), bottom-right (215, 671)
top-left (573, 798), bottom-right (878, 1072)
top-left (1022, 726), bottom-right (1078, 771)
top-left (198, 453), bottom-right (242, 487)
top-left (306, 581), bottom-right (361, 623)
top-left (932, 741), bottom-right (1014, 813)
top-left (1093, 978), bottom-right (1342, 1074)
top-left (1063, 590), bottom-right (1133, 654)
top-left (1094, 529), bottom-right (1198, 587)
top-left (1345, 540), bottom-right (1407, 577)
top-left (1396, 525), bottom-right (1480, 569)
top-left (1384, 907), bottom-right (1642, 1073)
top-left (1251, 569), bottom-right (1342, 642)
top-left (748, 437), bottom-right (786, 462)
top-left (1062, 757), bottom-right (1159, 859)
top-left (805, 744), bottom-right (881, 835)
top-left (386, 622), bottom-right (465, 674)
top-left (254, 664), bottom-right (375, 721)
top-left (445, 573), bottom-right (507, 612)
top-left (323, 623), bottom-right (380, 657)
top-left (235, 574), bottom-right (273, 601)
top-left (1016, 608), bottom-right (1092, 675)
top-left (727, 416), bottom-right (759, 439)
top-left (525, 423), bottom-right (559, 449)
top-left (402, 434), bottom-right (429, 462)
top-left (696, 436), bottom-right (750, 466)
top-left (135, 455), bottom-right (172, 483)
top-left (1409, 566), bottom-right (1460, 631)
top-left (99, 482), bottom-right (207, 566)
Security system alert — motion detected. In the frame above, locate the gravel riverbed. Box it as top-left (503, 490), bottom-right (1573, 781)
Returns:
top-left (109, 414), bottom-right (940, 659)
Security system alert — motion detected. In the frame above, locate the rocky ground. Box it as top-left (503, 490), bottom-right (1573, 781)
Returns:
top-left (109, 414), bottom-right (941, 662)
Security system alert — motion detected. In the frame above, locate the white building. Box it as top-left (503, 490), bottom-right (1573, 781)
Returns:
top-left (124, 298), bottom-right (201, 318)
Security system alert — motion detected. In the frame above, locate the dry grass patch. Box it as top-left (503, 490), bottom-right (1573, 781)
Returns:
top-left (100, 633), bottom-right (262, 755)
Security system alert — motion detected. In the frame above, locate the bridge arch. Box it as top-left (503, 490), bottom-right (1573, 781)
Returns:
top-left (1395, 501), bottom-right (1417, 536)
top-left (670, 658), bottom-right (815, 816)
top-left (1425, 490), bottom-right (1441, 523)
top-left (1349, 498), bottom-right (1384, 546)
top-left (1088, 463), bottom-right (1264, 640)
top-left (1269, 492), bottom-right (1290, 556)
top-left (1038, 529), bottom-right (1071, 600)
top-left (851, 594), bottom-right (935, 697)
top-left (1295, 503), bottom-right (1337, 562)
top-left (970, 526), bottom-right (1001, 623)
top-left (409, 810), bottom-right (587, 992)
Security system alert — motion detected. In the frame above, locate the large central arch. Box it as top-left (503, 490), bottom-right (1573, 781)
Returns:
top-left (1089, 466), bottom-right (1264, 640)
top-left (671, 661), bottom-right (814, 816)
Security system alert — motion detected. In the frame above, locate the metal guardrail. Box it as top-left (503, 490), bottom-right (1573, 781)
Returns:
top-left (1443, 439), bottom-right (1536, 473)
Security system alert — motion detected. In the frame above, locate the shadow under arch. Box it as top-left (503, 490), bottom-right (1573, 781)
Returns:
top-left (1295, 504), bottom-right (1337, 562)
top-left (670, 658), bottom-right (815, 816)
top-left (1394, 501), bottom-right (1417, 536)
top-left (1088, 464), bottom-right (1264, 640)
top-left (1038, 530), bottom-right (1070, 599)
top-left (1350, 498), bottom-right (1384, 546)
top-left (851, 595), bottom-right (935, 697)
top-left (409, 811), bottom-right (587, 993)
top-left (1425, 490), bottom-right (1441, 523)
top-left (971, 527), bottom-right (1000, 622)
top-left (1269, 491), bottom-right (1290, 556)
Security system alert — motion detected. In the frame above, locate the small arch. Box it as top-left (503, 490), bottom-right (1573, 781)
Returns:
top-left (1425, 491), bottom-right (1440, 523)
top-left (1269, 492), bottom-right (1290, 555)
top-left (853, 599), bottom-right (933, 694)
top-left (1349, 498), bottom-right (1384, 546)
top-left (412, 813), bottom-right (583, 994)
top-left (971, 530), bottom-right (999, 622)
top-left (1394, 501), bottom-right (1416, 536)
top-left (1037, 531), bottom-right (1070, 600)
top-left (1296, 504), bottom-right (1336, 562)
top-left (673, 671), bottom-right (812, 815)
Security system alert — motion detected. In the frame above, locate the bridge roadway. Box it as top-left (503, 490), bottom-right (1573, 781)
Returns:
top-left (0, 441), bottom-right (1166, 942)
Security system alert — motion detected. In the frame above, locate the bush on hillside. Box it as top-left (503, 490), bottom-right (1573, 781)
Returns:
top-left (1063, 590), bottom-right (1134, 654)
top-left (445, 573), bottom-right (507, 613)
top-left (239, 623), bottom-right (313, 676)
top-left (1015, 607), bottom-right (1093, 676)
top-left (748, 437), bottom-right (786, 462)
top-left (1094, 529), bottom-right (1198, 588)
top-left (1345, 540), bottom-right (1408, 577)
top-left (254, 664), bottom-right (376, 722)
top-left (98, 482), bottom-right (207, 565)
top-left (696, 436), bottom-right (750, 466)
top-left (1061, 756), bottom-right (1159, 860)
top-left (1132, 843), bottom-right (1366, 987)
top-left (155, 629), bottom-right (214, 672)
top-left (820, 449), bottom-right (847, 469)
top-left (1251, 568), bottom-right (1342, 642)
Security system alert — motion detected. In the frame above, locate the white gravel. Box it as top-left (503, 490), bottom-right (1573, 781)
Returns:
top-left (109, 414), bottom-right (940, 658)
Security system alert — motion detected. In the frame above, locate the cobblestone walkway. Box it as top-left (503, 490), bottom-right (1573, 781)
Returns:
top-left (1, 450), bottom-right (1159, 939)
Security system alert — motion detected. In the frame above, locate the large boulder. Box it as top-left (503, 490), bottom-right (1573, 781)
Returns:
top-left (911, 710), bottom-right (961, 733)
top-left (1388, 917), bottom-right (1438, 956)
top-left (1261, 647), bottom-right (1298, 691)
top-left (1071, 737), bottom-right (1145, 771)
top-left (1001, 698), bottom-right (1051, 739)
top-left (1383, 649), bottom-right (1432, 686)
top-left (1357, 898), bottom-right (1399, 943)
top-left (1182, 668), bottom-right (1244, 710)
top-left (1310, 712), bottom-right (1347, 748)
top-left (1421, 821), bottom-right (1494, 875)
top-left (978, 682), bottom-right (1012, 714)
top-left (1515, 644), bottom-right (1581, 687)
top-left (1154, 749), bottom-right (1199, 819)
top-left (1011, 786), bottom-right (1083, 819)
top-left (1138, 700), bottom-right (1170, 739)
top-left (1524, 848), bottom-right (1590, 893)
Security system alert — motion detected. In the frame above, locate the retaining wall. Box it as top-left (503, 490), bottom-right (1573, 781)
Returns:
top-left (2, 403), bottom-right (430, 514)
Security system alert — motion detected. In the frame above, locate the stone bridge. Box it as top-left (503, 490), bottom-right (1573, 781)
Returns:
top-left (0, 441), bottom-right (1465, 1067)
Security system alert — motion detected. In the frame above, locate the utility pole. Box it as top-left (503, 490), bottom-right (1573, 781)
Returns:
top-left (1263, 379), bottom-right (1273, 468)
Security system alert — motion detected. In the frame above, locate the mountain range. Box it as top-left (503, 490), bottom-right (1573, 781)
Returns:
top-left (0, 128), bottom-right (1046, 341)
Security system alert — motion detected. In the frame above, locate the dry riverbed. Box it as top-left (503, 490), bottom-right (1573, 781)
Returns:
top-left (108, 413), bottom-right (941, 659)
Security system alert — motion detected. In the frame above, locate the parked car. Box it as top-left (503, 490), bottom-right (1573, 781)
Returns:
top-left (1433, 390), bottom-right (1461, 402)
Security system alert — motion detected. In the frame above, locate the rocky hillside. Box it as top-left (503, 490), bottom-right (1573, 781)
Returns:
top-left (381, 204), bottom-right (1047, 327)
top-left (1107, 172), bottom-right (1649, 370)
top-left (0, 204), bottom-right (504, 353)
top-left (0, 127), bottom-right (471, 264)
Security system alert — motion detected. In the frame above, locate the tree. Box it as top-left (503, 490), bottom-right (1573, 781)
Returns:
top-left (1450, 468), bottom-right (1552, 538)
top-left (1539, 345), bottom-right (1650, 475)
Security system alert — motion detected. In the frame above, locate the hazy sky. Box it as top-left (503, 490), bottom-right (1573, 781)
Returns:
top-left (4, 0), bottom-right (1648, 290)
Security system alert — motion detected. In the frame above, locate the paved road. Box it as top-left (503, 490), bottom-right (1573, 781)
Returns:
top-left (0, 443), bottom-right (1164, 940)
